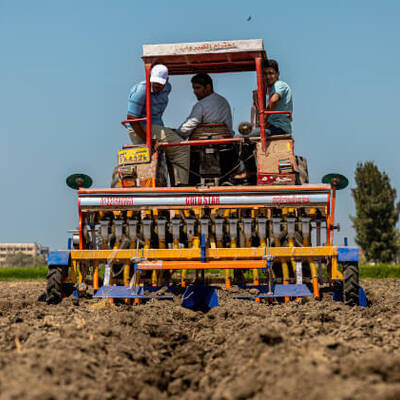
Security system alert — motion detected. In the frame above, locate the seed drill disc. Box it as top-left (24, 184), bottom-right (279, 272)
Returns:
top-left (66, 173), bottom-right (93, 190)
top-left (322, 173), bottom-right (349, 190)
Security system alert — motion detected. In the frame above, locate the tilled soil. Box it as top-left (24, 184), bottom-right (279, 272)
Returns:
top-left (0, 280), bottom-right (400, 400)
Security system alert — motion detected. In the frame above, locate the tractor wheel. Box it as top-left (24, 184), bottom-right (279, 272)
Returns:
top-left (46, 266), bottom-right (64, 304)
top-left (343, 263), bottom-right (359, 306)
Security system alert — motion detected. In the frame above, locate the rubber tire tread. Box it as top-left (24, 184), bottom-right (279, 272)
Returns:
top-left (343, 263), bottom-right (359, 306)
top-left (47, 266), bottom-right (64, 304)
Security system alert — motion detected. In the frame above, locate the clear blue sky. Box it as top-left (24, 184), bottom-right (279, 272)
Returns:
top-left (1, 0), bottom-right (399, 249)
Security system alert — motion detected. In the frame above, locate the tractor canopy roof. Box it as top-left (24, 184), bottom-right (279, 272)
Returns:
top-left (142, 39), bottom-right (267, 75)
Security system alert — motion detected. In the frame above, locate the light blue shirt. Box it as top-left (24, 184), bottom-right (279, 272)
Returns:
top-left (127, 81), bottom-right (171, 126)
top-left (267, 80), bottom-right (293, 134)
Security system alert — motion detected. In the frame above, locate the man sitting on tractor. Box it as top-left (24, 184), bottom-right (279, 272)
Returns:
top-left (177, 73), bottom-right (233, 137)
top-left (263, 59), bottom-right (293, 135)
top-left (249, 59), bottom-right (293, 137)
top-left (126, 64), bottom-right (189, 186)
top-left (235, 59), bottom-right (294, 182)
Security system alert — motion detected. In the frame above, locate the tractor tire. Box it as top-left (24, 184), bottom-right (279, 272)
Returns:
top-left (343, 263), bottom-right (359, 306)
top-left (46, 266), bottom-right (64, 304)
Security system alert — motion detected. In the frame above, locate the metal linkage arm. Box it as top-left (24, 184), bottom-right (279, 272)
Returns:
top-left (262, 111), bottom-right (292, 117)
top-left (121, 118), bottom-right (146, 129)
top-left (158, 137), bottom-right (252, 148)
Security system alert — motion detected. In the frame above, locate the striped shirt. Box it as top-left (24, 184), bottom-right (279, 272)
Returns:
top-left (127, 81), bottom-right (171, 126)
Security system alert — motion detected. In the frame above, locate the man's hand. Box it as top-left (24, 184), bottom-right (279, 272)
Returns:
top-left (266, 93), bottom-right (280, 111)
top-left (264, 93), bottom-right (281, 124)
top-left (154, 140), bottom-right (161, 151)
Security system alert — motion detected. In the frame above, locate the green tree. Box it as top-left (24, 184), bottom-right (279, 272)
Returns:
top-left (396, 229), bottom-right (400, 264)
top-left (351, 161), bottom-right (400, 263)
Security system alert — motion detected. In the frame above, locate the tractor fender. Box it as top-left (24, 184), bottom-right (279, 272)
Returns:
top-left (48, 251), bottom-right (70, 267)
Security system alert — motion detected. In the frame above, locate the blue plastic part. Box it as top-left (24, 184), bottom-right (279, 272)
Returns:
top-left (332, 285), bottom-right (368, 307)
top-left (200, 234), bottom-right (206, 263)
top-left (182, 285), bottom-right (219, 311)
top-left (359, 286), bottom-right (368, 307)
top-left (200, 234), bottom-right (206, 282)
top-left (48, 250), bottom-right (70, 266)
top-left (332, 288), bottom-right (342, 302)
top-left (234, 284), bottom-right (313, 299)
top-left (93, 285), bottom-right (174, 299)
top-left (337, 247), bottom-right (359, 262)
top-left (67, 238), bottom-right (72, 250)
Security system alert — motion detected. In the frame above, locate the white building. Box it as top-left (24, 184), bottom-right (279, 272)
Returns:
top-left (0, 243), bottom-right (49, 264)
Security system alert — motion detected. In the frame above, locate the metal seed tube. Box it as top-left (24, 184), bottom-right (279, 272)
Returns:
top-left (100, 220), bottom-right (110, 248)
top-left (114, 220), bottom-right (124, 242)
top-left (157, 219), bottom-right (167, 249)
top-left (142, 219), bottom-right (152, 249)
top-left (127, 219), bottom-right (138, 247)
top-left (80, 193), bottom-right (329, 209)
top-left (257, 217), bottom-right (267, 246)
top-left (200, 218), bottom-right (209, 241)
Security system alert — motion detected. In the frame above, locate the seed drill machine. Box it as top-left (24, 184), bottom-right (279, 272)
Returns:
top-left (47, 39), bottom-right (366, 308)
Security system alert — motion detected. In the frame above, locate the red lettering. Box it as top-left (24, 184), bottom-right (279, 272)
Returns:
top-left (271, 195), bottom-right (311, 204)
top-left (100, 197), bottom-right (134, 207)
top-left (184, 195), bottom-right (221, 207)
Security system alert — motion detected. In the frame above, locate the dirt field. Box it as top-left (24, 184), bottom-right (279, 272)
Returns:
top-left (0, 281), bottom-right (399, 400)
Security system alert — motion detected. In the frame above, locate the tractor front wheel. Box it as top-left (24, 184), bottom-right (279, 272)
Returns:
top-left (343, 263), bottom-right (359, 306)
top-left (46, 266), bottom-right (64, 304)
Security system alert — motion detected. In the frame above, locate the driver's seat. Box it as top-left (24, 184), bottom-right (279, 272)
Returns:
top-left (189, 124), bottom-right (237, 186)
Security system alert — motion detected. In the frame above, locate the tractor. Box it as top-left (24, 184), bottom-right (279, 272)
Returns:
top-left (47, 39), bottom-right (366, 309)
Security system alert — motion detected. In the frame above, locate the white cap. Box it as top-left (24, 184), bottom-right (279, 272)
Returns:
top-left (150, 64), bottom-right (168, 85)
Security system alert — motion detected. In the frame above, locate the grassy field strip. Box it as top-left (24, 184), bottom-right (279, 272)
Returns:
top-left (359, 264), bottom-right (400, 279)
top-left (0, 264), bottom-right (399, 281)
top-left (0, 266), bottom-right (47, 281)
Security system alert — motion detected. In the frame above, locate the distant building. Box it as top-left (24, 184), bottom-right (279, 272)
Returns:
top-left (0, 243), bottom-right (49, 264)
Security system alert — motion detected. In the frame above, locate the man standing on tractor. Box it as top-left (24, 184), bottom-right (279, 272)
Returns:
top-left (176, 73), bottom-right (233, 137)
top-left (127, 64), bottom-right (170, 139)
top-left (126, 64), bottom-right (189, 186)
top-left (263, 59), bottom-right (293, 135)
top-left (121, 71), bottom-right (232, 186)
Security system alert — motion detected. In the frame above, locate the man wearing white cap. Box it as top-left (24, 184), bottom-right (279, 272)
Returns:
top-left (126, 64), bottom-right (189, 186)
top-left (128, 64), bottom-right (170, 131)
